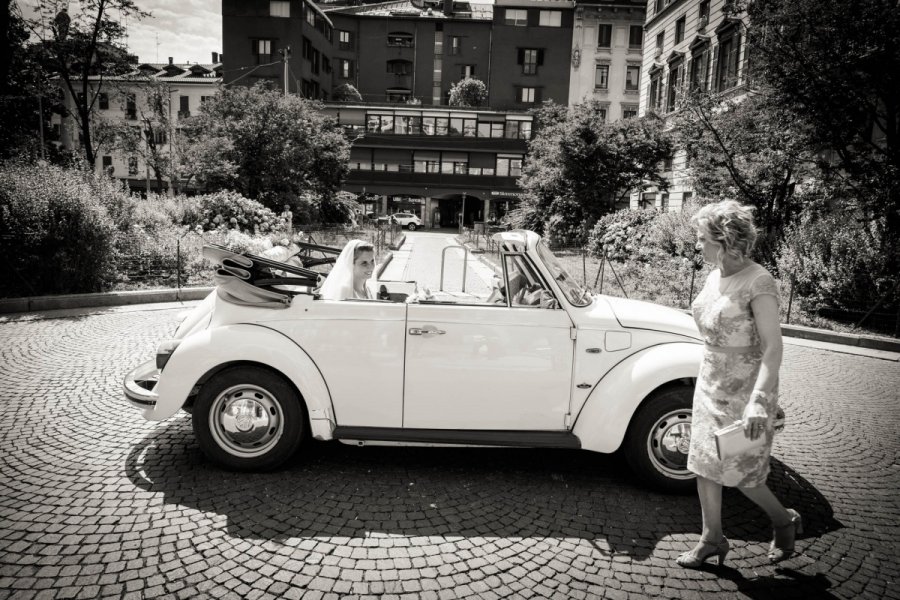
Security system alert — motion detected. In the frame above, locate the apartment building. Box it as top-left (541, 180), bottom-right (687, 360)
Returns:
top-left (222, 0), bottom-right (334, 98)
top-left (489, 0), bottom-right (575, 110)
top-left (323, 102), bottom-right (532, 227)
top-left (568, 0), bottom-right (645, 121)
top-left (52, 58), bottom-right (222, 192)
top-left (633, 0), bottom-right (749, 211)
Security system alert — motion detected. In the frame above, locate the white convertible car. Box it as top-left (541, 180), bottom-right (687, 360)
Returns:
top-left (124, 230), bottom-right (703, 492)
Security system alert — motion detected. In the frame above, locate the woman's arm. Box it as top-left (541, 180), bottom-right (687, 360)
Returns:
top-left (743, 293), bottom-right (783, 439)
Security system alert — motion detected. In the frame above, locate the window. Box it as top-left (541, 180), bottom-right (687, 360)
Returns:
top-left (656, 31), bottom-right (664, 54)
top-left (594, 64), bottom-right (609, 90)
top-left (667, 59), bottom-right (683, 111)
top-left (660, 192), bottom-right (669, 211)
top-left (125, 93), bottom-right (136, 119)
top-left (339, 59), bottom-right (353, 79)
top-left (519, 48), bottom-right (543, 75)
top-left (505, 9), bottom-right (527, 26)
top-left (128, 157), bottom-right (138, 176)
top-left (450, 36), bottom-right (462, 55)
top-left (200, 95), bottom-right (212, 104)
top-left (148, 128), bottom-right (167, 144)
top-left (717, 28), bottom-right (742, 91)
top-left (98, 93), bottom-right (109, 110)
top-left (461, 64), bottom-right (475, 79)
top-left (598, 24), bottom-right (612, 48)
top-left (675, 16), bottom-right (686, 44)
top-left (338, 30), bottom-right (352, 50)
top-left (387, 60), bottom-right (412, 75)
top-left (270, 1), bottom-right (289, 17)
top-left (539, 11), bottom-right (561, 27)
top-left (597, 106), bottom-right (607, 121)
top-left (629, 25), bottom-right (643, 48)
top-left (477, 121), bottom-right (505, 138)
top-left (648, 68), bottom-right (662, 112)
top-left (625, 65), bottom-right (640, 91)
top-left (253, 39), bottom-right (273, 64)
top-left (690, 43), bottom-right (710, 92)
top-left (698, 1), bottom-right (710, 27)
top-left (387, 32), bottom-right (414, 47)
top-left (622, 105), bottom-right (638, 119)
top-left (496, 154), bottom-right (524, 177)
top-left (433, 30), bottom-right (443, 56)
top-left (178, 95), bottom-right (190, 118)
top-left (517, 87), bottom-right (537, 103)
top-left (306, 6), bottom-right (315, 26)
top-left (504, 120), bottom-right (532, 139)
top-left (102, 156), bottom-right (112, 172)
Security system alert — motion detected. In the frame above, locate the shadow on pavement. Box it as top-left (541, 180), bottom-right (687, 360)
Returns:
top-left (124, 416), bottom-right (841, 574)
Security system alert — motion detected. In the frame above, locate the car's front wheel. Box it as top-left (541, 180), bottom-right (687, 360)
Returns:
top-left (192, 366), bottom-right (306, 470)
top-left (622, 385), bottom-right (695, 494)
top-left (407, 222), bottom-right (417, 231)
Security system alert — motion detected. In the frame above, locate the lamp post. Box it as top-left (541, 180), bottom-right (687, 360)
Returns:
top-left (459, 191), bottom-right (466, 235)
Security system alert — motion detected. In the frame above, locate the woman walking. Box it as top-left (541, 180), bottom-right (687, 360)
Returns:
top-left (678, 199), bottom-right (801, 568)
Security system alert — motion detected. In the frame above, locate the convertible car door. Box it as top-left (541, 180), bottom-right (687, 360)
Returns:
top-left (403, 303), bottom-right (574, 430)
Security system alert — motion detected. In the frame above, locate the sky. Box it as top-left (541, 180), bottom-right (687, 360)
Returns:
top-left (19, 0), bottom-right (222, 65)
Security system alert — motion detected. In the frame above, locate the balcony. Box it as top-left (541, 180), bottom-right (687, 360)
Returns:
top-left (347, 168), bottom-right (519, 190)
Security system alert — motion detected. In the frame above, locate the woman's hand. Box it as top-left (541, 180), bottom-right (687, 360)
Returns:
top-left (742, 400), bottom-right (768, 441)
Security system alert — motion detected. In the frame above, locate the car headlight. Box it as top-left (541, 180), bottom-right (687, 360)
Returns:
top-left (156, 339), bottom-right (181, 370)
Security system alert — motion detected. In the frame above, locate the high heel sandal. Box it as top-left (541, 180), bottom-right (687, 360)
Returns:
top-left (676, 537), bottom-right (730, 568)
top-left (768, 509), bottom-right (802, 563)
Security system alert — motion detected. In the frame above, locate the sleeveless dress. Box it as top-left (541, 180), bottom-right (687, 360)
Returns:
top-left (688, 262), bottom-right (781, 488)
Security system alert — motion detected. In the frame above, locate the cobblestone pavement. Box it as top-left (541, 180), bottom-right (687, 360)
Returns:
top-left (1, 304), bottom-right (899, 600)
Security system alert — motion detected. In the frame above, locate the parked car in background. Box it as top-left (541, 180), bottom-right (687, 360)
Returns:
top-left (389, 212), bottom-right (422, 230)
top-left (124, 230), bottom-right (703, 493)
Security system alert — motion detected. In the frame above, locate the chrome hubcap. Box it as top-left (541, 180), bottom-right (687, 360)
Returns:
top-left (210, 384), bottom-right (283, 457)
top-left (647, 408), bottom-right (694, 480)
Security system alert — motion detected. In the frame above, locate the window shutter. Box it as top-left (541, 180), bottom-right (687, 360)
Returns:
top-left (517, 48), bottom-right (524, 64)
top-left (535, 88), bottom-right (543, 103)
top-left (537, 49), bottom-right (545, 65)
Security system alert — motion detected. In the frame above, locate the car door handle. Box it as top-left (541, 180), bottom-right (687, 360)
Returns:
top-left (409, 327), bottom-right (445, 336)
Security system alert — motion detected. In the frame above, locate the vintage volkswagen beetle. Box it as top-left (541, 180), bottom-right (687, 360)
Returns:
top-left (124, 230), bottom-right (703, 493)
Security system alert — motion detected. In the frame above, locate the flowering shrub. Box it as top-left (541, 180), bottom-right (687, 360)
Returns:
top-left (646, 201), bottom-right (701, 259)
top-left (182, 190), bottom-right (283, 234)
top-left (777, 207), bottom-right (895, 313)
top-left (586, 208), bottom-right (658, 261)
top-left (0, 161), bottom-right (119, 296)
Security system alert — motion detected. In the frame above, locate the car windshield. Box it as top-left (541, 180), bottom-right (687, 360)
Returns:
top-left (536, 241), bottom-right (593, 307)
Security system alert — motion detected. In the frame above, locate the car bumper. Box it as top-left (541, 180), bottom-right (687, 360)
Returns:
top-left (123, 359), bottom-right (160, 409)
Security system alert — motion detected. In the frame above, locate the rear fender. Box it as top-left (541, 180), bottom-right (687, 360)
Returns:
top-left (148, 324), bottom-right (334, 440)
top-left (572, 342), bottom-right (702, 453)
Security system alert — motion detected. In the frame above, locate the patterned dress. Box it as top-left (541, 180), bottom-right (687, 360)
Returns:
top-left (688, 262), bottom-right (781, 488)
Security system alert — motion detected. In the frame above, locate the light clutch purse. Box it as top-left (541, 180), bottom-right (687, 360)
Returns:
top-left (714, 421), bottom-right (766, 460)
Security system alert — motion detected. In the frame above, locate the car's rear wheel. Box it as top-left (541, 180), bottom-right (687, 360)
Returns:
top-left (622, 385), bottom-right (695, 494)
top-left (407, 223), bottom-right (417, 231)
top-left (192, 366), bottom-right (305, 470)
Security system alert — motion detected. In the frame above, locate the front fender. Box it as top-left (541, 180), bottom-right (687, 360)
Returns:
top-left (148, 324), bottom-right (334, 440)
top-left (572, 342), bottom-right (702, 453)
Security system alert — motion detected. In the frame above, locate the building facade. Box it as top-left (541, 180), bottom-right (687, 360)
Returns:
top-left (52, 59), bottom-right (222, 192)
top-left (324, 102), bottom-right (532, 228)
top-left (568, 0), bottom-right (645, 121)
top-left (633, 0), bottom-right (749, 211)
top-left (222, 0), bottom-right (334, 98)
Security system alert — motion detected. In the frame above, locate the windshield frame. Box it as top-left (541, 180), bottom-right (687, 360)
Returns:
top-left (535, 241), bottom-right (593, 307)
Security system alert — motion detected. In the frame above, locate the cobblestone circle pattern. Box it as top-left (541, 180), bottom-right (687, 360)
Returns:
top-left (1, 307), bottom-right (899, 599)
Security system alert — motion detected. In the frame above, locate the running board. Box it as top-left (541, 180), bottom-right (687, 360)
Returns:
top-left (332, 427), bottom-right (581, 449)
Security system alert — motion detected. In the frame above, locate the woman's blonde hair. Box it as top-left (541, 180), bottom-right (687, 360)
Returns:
top-left (691, 199), bottom-right (758, 263)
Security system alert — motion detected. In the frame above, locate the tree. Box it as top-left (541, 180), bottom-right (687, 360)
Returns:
top-left (116, 78), bottom-right (177, 193)
top-left (181, 83), bottom-right (350, 215)
top-left (515, 100), bottom-right (672, 244)
top-left (448, 77), bottom-right (487, 108)
top-left (744, 0), bottom-right (900, 260)
top-left (331, 83), bottom-right (363, 102)
top-left (672, 91), bottom-right (817, 252)
top-left (1, 2), bottom-right (47, 158)
top-left (27, 0), bottom-right (148, 167)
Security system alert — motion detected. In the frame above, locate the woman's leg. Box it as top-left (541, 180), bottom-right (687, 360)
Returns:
top-left (737, 484), bottom-right (791, 526)
top-left (697, 476), bottom-right (724, 540)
